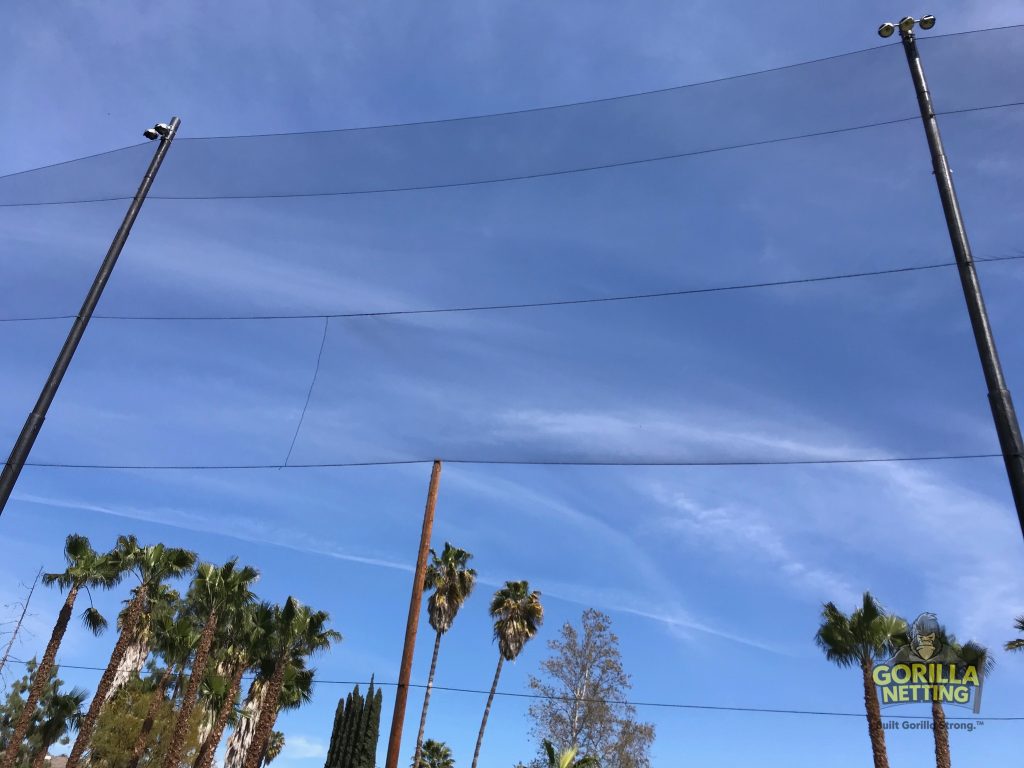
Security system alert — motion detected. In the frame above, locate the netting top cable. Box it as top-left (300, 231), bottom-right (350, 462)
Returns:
top-left (0, 26), bottom-right (1021, 206)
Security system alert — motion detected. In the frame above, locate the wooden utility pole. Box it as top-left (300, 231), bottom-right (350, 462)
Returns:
top-left (384, 460), bottom-right (442, 768)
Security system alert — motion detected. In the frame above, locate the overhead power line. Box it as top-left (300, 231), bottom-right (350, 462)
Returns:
top-left (8, 660), bottom-right (1018, 721)
top-left (5, 453), bottom-right (1004, 471)
top-left (2, 254), bottom-right (1022, 324)
top-left (1, 102), bottom-right (1021, 209)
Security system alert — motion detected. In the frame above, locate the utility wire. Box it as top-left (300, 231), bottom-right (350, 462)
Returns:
top-left (7, 660), bottom-right (1017, 721)
top-left (3, 254), bottom-right (1023, 324)
top-left (6, 454), bottom-right (1004, 470)
top-left (1, 102), bottom-right (1021, 208)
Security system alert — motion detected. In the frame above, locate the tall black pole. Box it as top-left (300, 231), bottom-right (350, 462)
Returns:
top-left (0, 117), bottom-right (181, 518)
top-left (898, 25), bottom-right (1024, 539)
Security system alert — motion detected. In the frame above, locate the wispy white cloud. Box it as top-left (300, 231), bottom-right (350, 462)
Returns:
top-left (12, 492), bottom-right (413, 574)
top-left (489, 404), bottom-right (1024, 651)
top-left (443, 465), bottom-right (785, 654)
top-left (280, 735), bottom-right (327, 761)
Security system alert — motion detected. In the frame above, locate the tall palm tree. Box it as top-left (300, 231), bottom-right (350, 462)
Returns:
top-left (241, 598), bottom-right (340, 768)
top-left (412, 739), bottom-right (454, 768)
top-left (223, 679), bottom-right (268, 768)
top-left (127, 605), bottom-right (198, 768)
top-left (910, 627), bottom-right (994, 768)
top-left (28, 684), bottom-right (88, 768)
top-left (412, 543), bottom-right (477, 768)
top-left (260, 731), bottom-right (284, 768)
top-left (193, 603), bottom-right (276, 768)
top-left (956, 641), bottom-right (994, 716)
top-left (67, 537), bottom-right (196, 768)
top-left (471, 580), bottom-right (543, 768)
top-left (814, 593), bottom-right (904, 768)
top-left (1006, 616), bottom-right (1024, 652)
top-left (109, 582), bottom-right (180, 698)
top-left (261, 660), bottom-right (315, 768)
top-left (920, 624), bottom-right (956, 768)
top-left (161, 559), bottom-right (259, 768)
top-left (223, 658), bottom-right (313, 768)
top-left (0, 534), bottom-right (121, 768)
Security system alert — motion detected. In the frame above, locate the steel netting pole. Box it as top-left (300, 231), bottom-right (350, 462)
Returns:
top-left (898, 29), bottom-right (1024, 541)
top-left (0, 117), bottom-right (181, 518)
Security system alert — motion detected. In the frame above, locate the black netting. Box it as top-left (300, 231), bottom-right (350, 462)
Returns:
top-left (0, 26), bottom-right (1022, 466)
top-left (2, 27), bottom-right (1023, 759)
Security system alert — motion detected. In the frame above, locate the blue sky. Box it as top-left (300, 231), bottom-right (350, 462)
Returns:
top-left (2, 2), bottom-right (1024, 767)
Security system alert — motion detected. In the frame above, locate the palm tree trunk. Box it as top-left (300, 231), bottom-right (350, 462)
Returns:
top-left (162, 609), bottom-right (219, 768)
top-left (223, 679), bottom-right (266, 768)
top-left (931, 697), bottom-right (951, 768)
top-left (127, 668), bottom-right (175, 768)
top-left (241, 659), bottom-right (286, 768)
top-left (0, 584), bottom-right (80, 768)
top-left (860, 658), bottom-right (890, 768)
top-left (411, 630), bottom-right (443, 768)
top-left (193, 662), bottom-right (246, 768)
top-left (470, 655), bottom-right (504, 768)
top-left (67, 584), bottom-right (150, 768)
top-left (110, 632), bottom-right (151, 701)
top-left (30, 739), bottom-right (55, 768)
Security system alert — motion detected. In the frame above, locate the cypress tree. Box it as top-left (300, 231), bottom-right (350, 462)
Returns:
top-left (325, 698), bottom-right (345, 768)
top-left (324, 680), bottom-right (382, 768)
top-left (340, 687), bottom-right (360, 768)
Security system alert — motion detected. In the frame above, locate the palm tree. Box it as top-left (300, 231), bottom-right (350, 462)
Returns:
top-left (222, 679), bottom-right (268, 768)
top-left (241, 598), bottom-right (339, 768)
top-left (223, 657), bottom-right (314, 768)
top-left (956, 640), bottom-right (994, 716)
top-left (413, 739), bottom-right (454, 768)
top-left (67, 537), bottom-right (196, 768)
top-left (1006, 616), bottom-right (1024, 652)
top-left (471, 581), bottom-right (544, 768)
top-left (161, 559), bottom-right (259, 768)
top-left (814, 593), bottom-right (904, 768)
top-left (109, 582), bottom-right (180, 698)
top-left (412, 544), bottom-right (477, 768)
top-left (921, 624), bottom-right (956, 768)
top-left (261, 731), bottom-right (284, 768)
top-left (0, 534), bottom-right (121, 768)
top-left (541, 740), bottom-right (599, 768)
top-left (28, 684), bottom-right (88, 768)
top-left (127, 604), bottom-right (198, 768)
top-left (193, 603), bottom-right (276, 768)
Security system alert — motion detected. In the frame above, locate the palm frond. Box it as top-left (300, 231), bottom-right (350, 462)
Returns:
top-left (80, 606), bottom-right (108, 636)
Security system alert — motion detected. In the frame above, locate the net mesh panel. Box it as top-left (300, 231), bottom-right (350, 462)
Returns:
top-left (2, 29), bottom-right (1023, 465)
top-left (1, 27), bottom-right (1023, 753)
top-left (1, 29), bottom-right (1022, 206)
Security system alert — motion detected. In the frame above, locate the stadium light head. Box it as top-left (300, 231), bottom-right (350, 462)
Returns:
top-left (899, 16), bottom-right (917, 33)
top-left (878, 22), bottom-right (896, 38)
top-left (919, 14), bottom-right (936, 30)
top-left (154, 123), bottom-right (172, 137)
top-left (143, 127), bottom-right (160, 140)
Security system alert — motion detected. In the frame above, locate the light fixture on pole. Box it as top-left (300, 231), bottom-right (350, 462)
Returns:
top-left (879, 14), bottom-right (1024, 542)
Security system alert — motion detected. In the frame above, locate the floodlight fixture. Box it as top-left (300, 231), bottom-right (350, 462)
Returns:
top-left (143, 127), bottom-right (160, 140)
top-left (899, 16), bottom-right (916, 33)
top-left (154, 123), bottom-right (172, 137)
top-left (919, 14), bottom-right (936, 30)
top-left (878, 22), bottom-right (896, 38)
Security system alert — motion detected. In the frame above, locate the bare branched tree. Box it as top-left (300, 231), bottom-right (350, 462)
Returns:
top-left (527, 609), bottom-right (654, 768)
